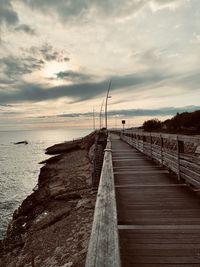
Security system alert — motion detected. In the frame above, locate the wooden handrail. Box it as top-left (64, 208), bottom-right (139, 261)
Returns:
top-left (117, 130), bottom-right (200, 189)
top-left (85, 136), bottom-right (121, 267)
top-left (116, 129), bottom-right (200, 143)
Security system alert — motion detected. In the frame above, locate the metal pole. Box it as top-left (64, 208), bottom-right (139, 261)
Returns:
top-left (105, 80), bottom-right (112, 129)
top-left (93, 108), bottom-right (95, 130)
top-left (99, 99), bottom-right (104, 129)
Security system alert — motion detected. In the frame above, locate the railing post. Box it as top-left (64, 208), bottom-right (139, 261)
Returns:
top-left (160, 134), bottom-right (163, 166)
top-left (150, 134), bottom-right (152, 159)
top-left (143, 135), bottom-right (146, 153)
top-left (176, 136), bottom-right (184, 180)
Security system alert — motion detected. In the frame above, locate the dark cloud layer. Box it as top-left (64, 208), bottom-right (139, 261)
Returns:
top-left (21, 0), bottom-right (183, 22)
top-left (55, 105), bottom-right (200, 118)
top-left (0, 0), bottom-right (19, 26)
top-left (30, 44), bottom-right (69, 62)
top-left (0, 56), bottom-right (44, 80)
top-left (56, 71), bottom-right (94, 82)
top-left (0, 71), bottom-right (170, 104)
top-left (15, 24), bottom-right (36, 35)
top-left (0, 68), bottom-right (199, 105)
top-left (0, 0), bottom-right (37, 37)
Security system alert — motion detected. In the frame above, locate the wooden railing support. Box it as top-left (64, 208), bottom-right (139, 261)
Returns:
top-left (116, 130), bottom-right (200, 189)
top-left (85, 136), bottom-right (121, 267)
top-left (160, 135), bottom-right (163, 166)
top-left (142, 135), bottom-right (145, 153)
top-left (177, 136), bottom-right (184, 180)
top-left (150, 134), bottom-right (152, 159)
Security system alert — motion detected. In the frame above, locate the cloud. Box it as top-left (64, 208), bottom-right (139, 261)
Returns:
top-left (173, 71), bottom-right (200, 90)
top-left (0, 78), bottom-right (15, 85)
top-left (53, 105), bottom-right (200, 118)
top-left (0, 70), bottom-right (170, 104)
top-left (0, 43), bottom-right (69, 85)
top-left (0, 104), bottom-right (13, 107)
top-left (15, 24), bottom-right (36, 35)
top-left (0, 0), bottom-right (37, 38)
top-left (0, 80), bottom-right (107, 104)
top-left (0, 67), bottom-right (199, 105)
top-left (56, 70), bottom-right (95, 82)
top-left (0, 0), bottom-right (19, 26)
top-left (30, 43), bottom-right (69, 62)
top-left (151, 0), bottom-right (183, 8)
top-left (20, 0), bottom-right (186, 24)
top-left (0, 56), bottom-right (44, 79)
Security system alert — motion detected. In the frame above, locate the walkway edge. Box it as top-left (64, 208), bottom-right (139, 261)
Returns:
top-left (85, 136), bottom-right (121, 267)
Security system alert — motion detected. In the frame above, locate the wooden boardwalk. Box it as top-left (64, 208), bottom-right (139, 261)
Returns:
top-left (111, 134), bottom-right (200, 267)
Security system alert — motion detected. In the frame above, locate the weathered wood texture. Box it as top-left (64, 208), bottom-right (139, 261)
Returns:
top-left (111, 134), bottom-right (200, 267)
top-left (117, 130), bottom-right (200, 188)
top-left (85, 137), bottom-right (121, 267)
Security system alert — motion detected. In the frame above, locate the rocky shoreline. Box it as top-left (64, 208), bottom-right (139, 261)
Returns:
top-left (0, 131), bottom-right (97, 267)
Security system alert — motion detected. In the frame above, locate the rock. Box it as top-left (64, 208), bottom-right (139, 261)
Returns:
top-left (14, 141), bottom-right (28, 145)
top-left (62, 262), bottom-right (73, 267)
top-left (195, 145), bottom-right (200, 155)
top-left (88, 144), bottom-right (95, 162)
top-left (0, 131), bottom-right (98, 267)
top-left (3, 234), bottom-right (24, 251)
top-left (33, 206), bottom-right (71, 230)
top-left (0, 240), bottom-right (3, 256)
top-left (48, 180), bottom-right (66, 197)
top-left (54, 192), bottom-right (81, 201)
top-left (76, 199), bottom-right (92, 209)
top-left (12, 188), bottom-right (48, 220)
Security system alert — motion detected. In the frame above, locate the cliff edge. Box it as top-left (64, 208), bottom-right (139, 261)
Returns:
top-left (0, 131), bottom-right (97, 267)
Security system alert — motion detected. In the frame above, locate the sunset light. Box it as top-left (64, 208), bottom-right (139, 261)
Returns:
top-left (42, 61), bottom-right (67, 79)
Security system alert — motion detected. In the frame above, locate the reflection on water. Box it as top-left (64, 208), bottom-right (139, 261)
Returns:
top-left (0, 128), bottom-right (91, 239)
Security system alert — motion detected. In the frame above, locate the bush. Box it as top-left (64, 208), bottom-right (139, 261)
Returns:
top-left (142, 119), bottom-right (162, 132)
top-left (164, 110), bottom-right (200, 134)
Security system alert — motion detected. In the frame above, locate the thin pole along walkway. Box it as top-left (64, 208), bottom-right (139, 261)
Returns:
top-left (111, 134), bottom-right (200, 267)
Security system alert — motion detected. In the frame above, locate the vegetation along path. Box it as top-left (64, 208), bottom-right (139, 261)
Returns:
top-left (111, 134), bottom-right (200, 267)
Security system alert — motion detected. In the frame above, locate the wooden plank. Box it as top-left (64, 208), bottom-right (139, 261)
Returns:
top-left (180, 165), bottom-right (200, 182)
top-left (115, 184), bottom-right (186, 188)
top-left (117, 203), bottom-right (200, 210)
top-left (127, 264), bottom-right (200, 267)
top-left (113, 158), bottom-right (143, 161)
top-left (121, 130), bottom-right (200, 143)
top-left (117, 209), bottom-right (200, 218)
top-left (163, 158), bottom-right (178, 170)
top-left (114, 170), bottom-right (169, 174)
top-left (163, 149), bottom-right (178, 159)
top-left (180, 158), bottom-right (200, 174)
top-left (119, 232), bottom-right (200, 243)
top-left (181, 173), bottom-right (200, 188)
top-left (181, 154), bottom-right (200, 165)
top-left (121, 248), bottom-right (200, 257)
top-left (111, 133), bottom-right (200, 266)
top-left (118, 225), bottom-right (200, 230)
top-left (114, 166), bottom-right (165, 171)
top-left (121, 255), bottom-right (200, 264)
top-left (114, 174), bottom-right (176, 185)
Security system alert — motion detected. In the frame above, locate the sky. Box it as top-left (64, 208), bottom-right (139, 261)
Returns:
top-left (0, 0), bottom-right (200, 130)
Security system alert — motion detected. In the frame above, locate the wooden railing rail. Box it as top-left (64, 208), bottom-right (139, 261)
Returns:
top-left (116, 130), bottom-right (200, 189)
top-left (85, 136), bottom-right (121, 267)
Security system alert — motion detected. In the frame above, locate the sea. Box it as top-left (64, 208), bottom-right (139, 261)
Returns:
top-left (0, 128), bottom-right (91, 239)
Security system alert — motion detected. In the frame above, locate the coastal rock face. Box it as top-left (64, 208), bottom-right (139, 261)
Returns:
top-left (0, 132), bottom-right (97, 267)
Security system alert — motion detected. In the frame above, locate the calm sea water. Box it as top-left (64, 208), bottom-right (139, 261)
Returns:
top-left (0, 128), bottom-right (91, 239)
